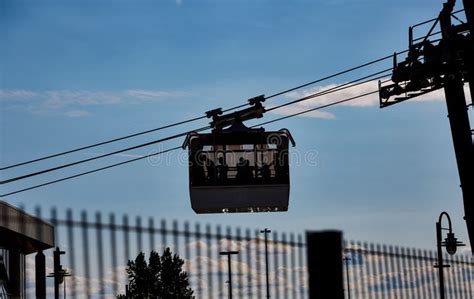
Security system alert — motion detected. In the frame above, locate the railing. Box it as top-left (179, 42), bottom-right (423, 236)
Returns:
top-left (13, 206), bottom-right (474, 298)
top-left (343, 241), bottom-right (473, 298)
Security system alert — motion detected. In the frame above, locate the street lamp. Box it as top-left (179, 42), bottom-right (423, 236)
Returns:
top-left (220, 250), bottom-right (239, 299)
top-left (434, 211), bottom-right (465, 299)
top-left (260, 228), bottom-right (271, 299)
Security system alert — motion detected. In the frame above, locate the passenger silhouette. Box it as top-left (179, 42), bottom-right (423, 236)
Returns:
top-left (217, 157), bottom-right (228, 183)
top-left (259, 162), bottom-right (271, 182)
top-left (274, 151), bottom-right (288, 183)
top-left (192, 153), bottom-right (206, 185)
top-left (237, 157), bottom-right (253, 183)
top-left (204, 156), bottom-right (216, 183)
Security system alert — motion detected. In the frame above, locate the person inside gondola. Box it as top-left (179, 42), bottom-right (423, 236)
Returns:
top-left (237, 157), bottom-right (253, 183)
top-left (259, 162), bottom-right (271, 182)
top-left (216, 156), bottom-right (228, 183)
top-left (274, 150), bottom-right (288, 183)
top-left (192, 153), bottom-right (206, 185)
top-left (204, 155), bottom-right (216, 184)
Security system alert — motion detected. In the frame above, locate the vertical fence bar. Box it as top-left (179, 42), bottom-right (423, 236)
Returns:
top-left (460, 255), bottom-right (467, 297)
top-left (273, 231), bottom-right (280, 299)
top-left (349, 242), bottom-right (364, 298)
top-left (394, 246), bottom-right (403, 299)
top-left (297, 234), bottom-right (304, 299)
top-left (123, 215), bottom-right (130, 264)
top-left (206, 224), bottom-right (213, 299)
top-left (465, 254), bottom-right (473, 297)
top-left (184, 222), bottom-right (191, 276)
top-left (429, 250), bottom-right (438, 298)
top-left (196, 223), bottom-right (203, 298)
top-left (95, 212), bottom-right (105, 297)
top-left (343, 241), bottom-right (349, 299)
top-left (370, 243), bottom-right (379, 299)
top-left (406, 247), bottom-right (416, 298)
top-left (110, 214), bottom-right (118, 296)
top-left (358, 242), bottom-right (368, 298)
top-left (50, 207), bottom-right (58, 246)
top-left (375, 243), bottom-right (386, 299)
top-left (282, 233), bottom-right (288, 299)
top-left (445, 253), bottom-right (454, 297)
top-left (420, 249), bottom-right (428, 299)
top-left (66, 209), bottom-right (77, 299)
top-left (217, 225), bottom-right (223, 299)
top-left (453, 255), bottom-right (461, 298)
top-left (411, 248), bottom-right (423, 298)
top-left (136, 216), bottom-right (143, 254)
top-left (148, 217), bottom-right (155, 253)
top-left (290, 233), bottom-right (297, 299)
top-left (226, 226), bottom-right (232, 299)
top-left (461, 255), bottom-right (467, 297)
top-left (363, 242), bottom-right (373, 299)
top-left (236, 227), bottom-right (243, 299)
top-left (161, 219), bottom-right (167, 252)
top-left (173, 220), bottom-right (179, 256)
top-left (466, 254), bottom-right (473, 297)
top-left (381, 244), bottom-right (390, 299)
top-left (255, 229), bottom-right (263, 299)
top-left (81, 211), bottom-right (91, 297)
top-left (388, 245), bottom-right (397, 299)
top-left (356, 241), bottom-right (366, 298)
top-left (246, 228), bottom-right (253, 299)
top-left (419, 250), bottom-right (428, 299)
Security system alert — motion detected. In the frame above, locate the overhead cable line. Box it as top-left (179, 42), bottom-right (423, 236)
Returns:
top-left (411, 9), bottom-right (464, 28)
top-left (0, 104), bottom-right (246, 172)
top-left (0, 126), bottom-right (210, 185)
top-left (266, 69), bottom-right (391, 113)
top-left (0, 147), bottom-right (182, 197)
top-left (2, 85), bottom-right (386, 197)
top-left (2, 69), bottom-right (392, 185)
top-left (256, 89), bottom-right (381, 127)
top-left (264, 51), bottom-right (407, 100)
top-left (1, 51), bottom-right (406, 172)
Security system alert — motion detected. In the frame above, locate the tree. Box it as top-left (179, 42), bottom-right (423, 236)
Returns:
top-left (119, 248), bottom-right (194, 299)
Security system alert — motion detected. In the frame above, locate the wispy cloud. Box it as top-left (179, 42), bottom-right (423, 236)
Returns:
top-left (268, 80), bottom-right (471, 119)
top-left (0, 89), bottom-right (190, 117)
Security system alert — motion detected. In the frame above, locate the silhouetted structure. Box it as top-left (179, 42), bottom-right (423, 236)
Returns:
top-left (6, 206), bottom-right (473, 298)
top-left (379, 0), bottom-right (474, 253)
top-left (0, 201), bottom-right (54, 298)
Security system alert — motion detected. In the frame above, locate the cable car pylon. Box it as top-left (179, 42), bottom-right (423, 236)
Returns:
top-left (379, 0), bottom-right (474, 253)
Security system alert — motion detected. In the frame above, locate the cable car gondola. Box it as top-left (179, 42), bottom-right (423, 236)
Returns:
top-left (183, 96), bottom-right (296, 214)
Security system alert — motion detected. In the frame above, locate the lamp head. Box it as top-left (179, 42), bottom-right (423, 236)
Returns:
top-left (444, 232), bottom-right (458, 255)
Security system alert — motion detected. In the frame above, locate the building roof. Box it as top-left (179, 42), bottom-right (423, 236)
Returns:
top-left (0, 201), bottom-right (54, 254)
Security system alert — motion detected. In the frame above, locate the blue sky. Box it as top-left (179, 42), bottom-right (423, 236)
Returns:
top-left (1, 0), bottom-right (472, 251)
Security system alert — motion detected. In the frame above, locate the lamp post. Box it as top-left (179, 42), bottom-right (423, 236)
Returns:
top-left (434, 211), bottom-right (465, 299)
top-left (220, 250), bottom-right (239, 299)
top-left (343, 256), bottom-right (351, 299)
top-left (260, 228), bottom-right (271, 299)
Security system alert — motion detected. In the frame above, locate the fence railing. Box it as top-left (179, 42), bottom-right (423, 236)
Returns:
top-left (11, 206), bottom-right (474, 298)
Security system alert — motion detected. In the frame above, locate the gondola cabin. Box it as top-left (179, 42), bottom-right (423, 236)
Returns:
top-left (183, 119), bottom-right (295, 213)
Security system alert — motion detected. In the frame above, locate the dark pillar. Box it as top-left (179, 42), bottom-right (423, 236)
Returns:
top-left (463, 0), bottom-right (474, 106)
top-left (440, 0), bottom-right (474, 253)
top-left (35, 251), bottom-right (46, 299)
top-left (8, 249), bottom-right (21, 298)
top-left (306, 230), bottom-right (344, 299)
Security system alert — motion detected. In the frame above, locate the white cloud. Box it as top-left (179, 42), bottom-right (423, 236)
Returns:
top-left (0, 89), bottom-right (190, 117)
top-left (269, 80), bottom-right (471, 119)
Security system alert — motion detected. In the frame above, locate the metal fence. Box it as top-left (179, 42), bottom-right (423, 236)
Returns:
top-left (17, 207), bottom-right (474, 298)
